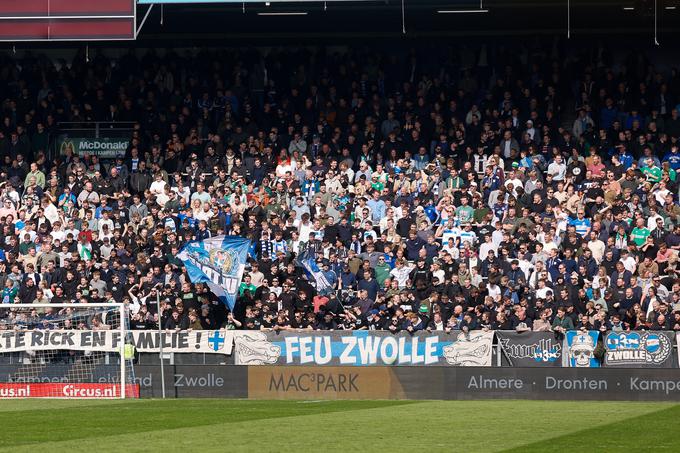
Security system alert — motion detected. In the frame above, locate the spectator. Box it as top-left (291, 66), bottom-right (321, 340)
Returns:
top-left (0, 43), bottom-right (675, 340)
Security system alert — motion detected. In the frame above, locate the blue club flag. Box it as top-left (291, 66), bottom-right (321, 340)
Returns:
top-left (296, 247), bottom-right (333, 294)
top-left (563, 330), bottom-right (600, 368)
top-left (177, 236), bottom-right (251, 310)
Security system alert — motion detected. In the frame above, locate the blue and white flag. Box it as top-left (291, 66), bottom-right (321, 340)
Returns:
top-left (563, 330), bottom-right (600, 368)
top-left (296, 247), bottom-right (333, 294)
top-left (177, 236), bottom-right (250, 310)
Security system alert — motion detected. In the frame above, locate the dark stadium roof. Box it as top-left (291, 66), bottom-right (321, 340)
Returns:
top-left (133, 0), bottom-right (680, 42)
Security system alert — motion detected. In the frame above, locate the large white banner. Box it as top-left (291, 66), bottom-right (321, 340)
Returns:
top-left (233, 330), bottom-right (495, 366)
top-left (0, 330), bottom-right (234, 355)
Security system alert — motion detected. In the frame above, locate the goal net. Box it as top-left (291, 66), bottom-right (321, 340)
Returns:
top-left (0, 303), bottom-right (138, 399)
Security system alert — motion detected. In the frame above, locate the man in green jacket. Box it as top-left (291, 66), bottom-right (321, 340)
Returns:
top-left (552, 306), bottom-right (574, 333)
top-left (24, 162), bottom-right (45, 189)
top-left (374, 256), bottom-right (392, 287)
top-left (641, 157), bottom-right (662, 183)
top-left (630, 217), bottom-right (651, 246)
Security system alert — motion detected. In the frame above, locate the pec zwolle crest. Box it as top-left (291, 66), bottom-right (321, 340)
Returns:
top-left (209, 249), bottom-right (236, 275)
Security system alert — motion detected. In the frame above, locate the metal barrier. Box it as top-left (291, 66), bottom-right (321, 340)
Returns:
top-left (58, 121), bottom-right (136, 139)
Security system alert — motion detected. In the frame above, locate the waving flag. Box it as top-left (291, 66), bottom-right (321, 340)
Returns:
top-left (177, 236), bottom-right (250, 310)
top-left (296, 247), bottom-right (333, 294)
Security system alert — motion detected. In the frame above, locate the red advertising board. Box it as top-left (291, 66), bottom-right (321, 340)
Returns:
top-left (0, 0), bottom-right (134, 16)
top-left (0, 383), bottom-right (140, 398)
top-left (0, 0), bottom-right (135, 41)
top-left (0, 19), bottom-right (134, 40)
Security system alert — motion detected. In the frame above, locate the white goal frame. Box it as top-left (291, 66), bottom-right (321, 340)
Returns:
top-left (2, 303), bottom-right (128, 399)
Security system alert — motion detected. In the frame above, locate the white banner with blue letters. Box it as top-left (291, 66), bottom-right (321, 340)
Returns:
top-left (233, 330), bottom-right (494, 366)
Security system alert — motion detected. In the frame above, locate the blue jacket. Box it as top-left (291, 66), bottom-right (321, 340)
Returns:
top-left (600, 106), bottom-right (619, 130)
top-left (339, 271), bottom-right (356, 289)
top-left (406, 237), bottom-right (426, 261)
top-left (663, 151), bottom-right (680, 170)
top-left (358, 278), bottom-right (380, 301)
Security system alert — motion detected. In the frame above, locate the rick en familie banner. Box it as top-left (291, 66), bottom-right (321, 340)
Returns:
top-left (0, 330), bottom-right (234, 355)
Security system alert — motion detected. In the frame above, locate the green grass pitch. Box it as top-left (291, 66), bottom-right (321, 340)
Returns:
top-left (0, 399), bottom-right (677, 452)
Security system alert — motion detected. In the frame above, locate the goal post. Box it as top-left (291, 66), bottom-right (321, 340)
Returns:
top-left (0, 303), bottom-right (138, 399)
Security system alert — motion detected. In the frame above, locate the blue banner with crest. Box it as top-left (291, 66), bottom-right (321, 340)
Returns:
top-left (604, 331), bottom-right (674, 368)
top-left (177, 235), bottom-right (250, 310)
top-left (564, 330), bottom-right (600, 368)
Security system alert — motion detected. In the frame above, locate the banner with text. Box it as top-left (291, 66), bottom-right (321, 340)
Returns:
top-left (58, 136), bottom-right (129, 158)
top-left (605, 331), bottom-right (674, 368)
top-left (0, 383), bottom-right (139, 399)
top-left (233, 330), bottom-right (494, 366)
top-left (0, 330), bottom-right (234, 355)
top-left (496, 331), bottom-right (563, 367)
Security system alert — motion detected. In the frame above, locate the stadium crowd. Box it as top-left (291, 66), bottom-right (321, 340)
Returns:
top-left (0, 44), bottom-right (679, 335)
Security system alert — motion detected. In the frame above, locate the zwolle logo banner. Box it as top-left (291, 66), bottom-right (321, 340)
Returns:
top-left (605, 331), bottom-right (673, 368)
top-left (233, 331), bottom-right (495, 367)
top-left (496, 332), bottom-right (562, 367)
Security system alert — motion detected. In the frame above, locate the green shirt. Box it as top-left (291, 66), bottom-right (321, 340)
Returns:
top-left (374, 263), bottom-right (392, 287)
top-left (24, 170), bottom-right (46, 189)
top-left (239, 282), bottom-right (256, 296)
top-left (371, 181), bottom-right (385, 192)
top-left (445, 176), bottom-right (464, 190)
top-left (19, 242), bottom-right (35, 256)
top-left (474, 207), bottom-right (490, 224)
top-left (456, 205), bottom-right (475, 224)
top-left (642, 166), bottom-right (662, 183)
top-left (552, 315), bottom-right (574, 330)
top-left (630, 227), bottom-right (651, 246)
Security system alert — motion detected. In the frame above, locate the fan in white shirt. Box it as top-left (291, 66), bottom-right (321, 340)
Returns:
top-left (487, 283), bottom-right (501, 300)
top-left (478, 235), bottom-right (497, 260)
top-left (654, 183), bottom-right (671, 205)
top-left (389, 260), bottom-right (415, 288)
top-left (42, 202), bottom-right (60, 224)
top-left (432, 262), bottom-right (446, 285)
top-left (298, 219), bottom-right (313, 242)
top-left (97, 218), bottom-right (114, 236)
top-left (441, 239), bottom-right (460, 259)
top-left (63, 228), bottom-right (80, 240)
top-left (504, 177), bottom-right (523, 196)
top-left (547, 155), bottom-right (567, 181)
top-left (587, 235), bottom-right (606, 263)
top-left (149, 176), bottom-right (166, 196)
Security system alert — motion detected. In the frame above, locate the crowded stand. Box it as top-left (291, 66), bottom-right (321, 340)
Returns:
top-left (0, 44), bottom-right (679, 336)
